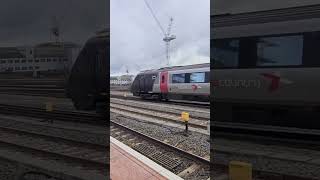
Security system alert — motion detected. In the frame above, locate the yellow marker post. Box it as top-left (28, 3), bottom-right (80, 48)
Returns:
top-left (124, 92), bottom-right (127, 98)
top-left (181, 112), bottom-right (189, 136)
top-left (229, 161), bottom-right (252, 180)
top-left (45, 102), bottom-right (53, 112)
top-left (45, 101), bottom-right (54, 123)
top-left (181, 112), bottom-right (189, 122)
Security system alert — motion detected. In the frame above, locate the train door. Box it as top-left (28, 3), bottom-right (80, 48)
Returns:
top-left (139, 75), bottom-right (145, 93)
top-left (160, 71), bottom-right (168, 93)
top-left (144, 74), bottom-right (157, 93)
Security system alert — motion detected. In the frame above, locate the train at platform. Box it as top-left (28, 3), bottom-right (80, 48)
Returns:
top-left (131, 63), bottom-right (210, 102)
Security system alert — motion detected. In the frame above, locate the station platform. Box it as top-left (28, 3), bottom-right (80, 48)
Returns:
top-left (110, 137), bottom-right (183, 180)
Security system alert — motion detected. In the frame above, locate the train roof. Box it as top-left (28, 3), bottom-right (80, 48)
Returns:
top-left (212, 4), bottom-right (320, 39)
top-left (85, 28), bottom-right (109, 45)
top-left (139, 63), bottom-right (210, 74)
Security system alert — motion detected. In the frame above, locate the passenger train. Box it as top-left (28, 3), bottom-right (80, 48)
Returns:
top-left (66, 30), bottom-right (108, 112)
top-left (212, 4), bottom-right (320, 128)
top-left (131, 63), bottom-right (210, 102)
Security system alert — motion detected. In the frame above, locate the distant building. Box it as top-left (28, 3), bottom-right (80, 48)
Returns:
top-left (0, 42), bottom-right (80, 73)
top-left (110, 74), bottom-right (134, 85)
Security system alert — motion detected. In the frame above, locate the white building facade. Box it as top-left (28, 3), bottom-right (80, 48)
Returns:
top-left (0, 42), bottom-right (80, 73)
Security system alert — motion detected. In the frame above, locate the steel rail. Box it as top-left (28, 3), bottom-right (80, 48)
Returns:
top-left (111, 120), bottom-right (210, 165)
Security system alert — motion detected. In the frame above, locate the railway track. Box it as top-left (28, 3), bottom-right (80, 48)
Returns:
top-left (111, 121), bottom-right (210, 179)
top-left (0, 104), bottom-right (105, 125)
top-left (0, 78), bottom-right (66, 97)
top-left (213, 121), bottom-right (320, 179)
top-left (214, 121), bottom-right (320, 148)
top-left (111, 98), bottom-right (209, 119)
top-left (110, 91), bottom-right (210, 109)
top-left (0, 124), bottom-right (107, 176)
top-left (110, 100), bottom-right (209, 131)
top-left (0, 88), bottom-right (66, 98)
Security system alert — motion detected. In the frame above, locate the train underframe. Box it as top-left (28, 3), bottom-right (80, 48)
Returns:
top-left (215, 102), bottom-right (320, 129)
top-left (137, 92), bottom-right (209, 102)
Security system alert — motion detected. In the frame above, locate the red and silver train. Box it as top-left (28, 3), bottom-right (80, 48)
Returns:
top-left (131, 63), bottom-right (210, 102)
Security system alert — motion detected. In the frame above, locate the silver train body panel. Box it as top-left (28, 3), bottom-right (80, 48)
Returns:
top-left (167, 67), bottom-right (210, 95)
top-left (212, 4), bottom-right (320, 107)
top-left (152, 67), bottom-right (210, 95)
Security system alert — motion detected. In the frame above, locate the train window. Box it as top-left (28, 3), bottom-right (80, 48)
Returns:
top-left (8, 60), bottom-right (13, 63)
top-left (212, 39), bottom-right (239, 68)
top-left (0, 60), bottom-right (6, 64)
top-left (153, 75), bottom-right (159, 84)
top-left (40, 59), bottom-right (45, 62)
top-left (190, 72), bottom-right (205, 83)
top-left (21, 59), bottom-right (26, 63)
top-left (256, 35), bottom-right (303, 66)
top-left (172, 73), bottom-right (185, 83)
top-left (15, 60), bottom-right (20, 63)
top-left (35, 59), bottom-right (40, 63)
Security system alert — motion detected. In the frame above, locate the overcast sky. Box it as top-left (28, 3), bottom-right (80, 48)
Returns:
top-left (110, 0), bottom-right (210, 76)
top-left (0, 0), bottom-right (107, 47)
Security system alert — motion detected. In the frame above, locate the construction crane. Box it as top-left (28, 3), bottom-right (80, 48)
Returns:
top-left (163, 17), bottom-right (176, 65)
top-left (143, 0), bottom-right (176, 66)
top-left (125, 65), bottom-right (129, 75)
top-left (50, 0), bottom-right (74, 43)
top-left (51, 16), bottom-right (60, 43)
